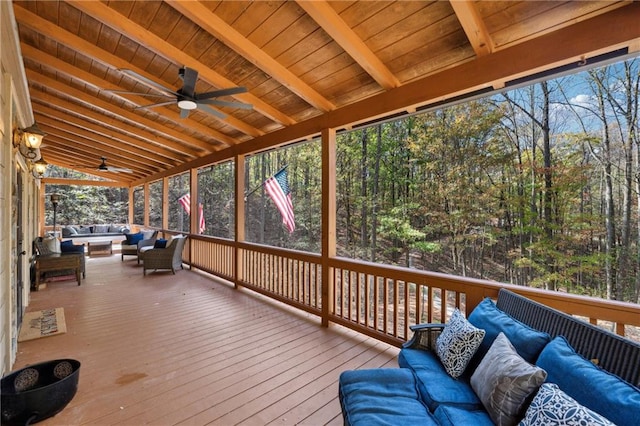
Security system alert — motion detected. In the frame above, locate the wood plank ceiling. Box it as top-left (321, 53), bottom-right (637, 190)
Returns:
top-left (12, 0), bottom-right (640, 184)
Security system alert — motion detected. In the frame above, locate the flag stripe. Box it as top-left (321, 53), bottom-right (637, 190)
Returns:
top-left (264, 169), bottom-right (295, 233)
top-left (198, 202), bottom-right (205, 234)
top-left (178, 193), bottom-right (206, 234)
top-left (178, 193), bottom-right (191, 215)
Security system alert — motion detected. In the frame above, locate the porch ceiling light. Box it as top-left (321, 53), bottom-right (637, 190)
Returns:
top-left (177, 99), bottom-right (197, 110)
top-left (32, 158), bottom-right (48, 179)
top-left (13, 122), bottom-right (47, 159)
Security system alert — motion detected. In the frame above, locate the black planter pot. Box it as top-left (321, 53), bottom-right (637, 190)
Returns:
top-left (1, 359), bottom-right (80, 425)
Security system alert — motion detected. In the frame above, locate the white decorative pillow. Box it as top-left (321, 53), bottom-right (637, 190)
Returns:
top-left (520, 383), bottom-right (615, 426)
top-left (471, 332), bottom-right (547, 426)
top-left (43, 236), bottom-right (61, 253)
top-left (166, 235), bottom-right (183, 248)
top-left (435, 309), bottom-right (485, 378)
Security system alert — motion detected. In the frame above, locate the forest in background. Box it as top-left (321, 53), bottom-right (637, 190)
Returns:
top-left (240, 59), bottom-right (640, 303)
top-left (47, 59), bottom-right (639, 303)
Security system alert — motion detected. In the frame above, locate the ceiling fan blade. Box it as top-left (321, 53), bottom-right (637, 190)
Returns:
top-left (180, 67), bottom-right (198, 98)
top-left (135, 100), bottom-right (177, 109)
top-left (120, 69), bottom-right (179, 96)
top-left (105, 90), bottom-right (174, 98)
top-left (108, 167), bottom-right (134, 173)
top-left (198, 99), bottom-right (253, 109)
top-left (196, 87), bottom-right (248, 99)
top-left (180, 108), bottom-right (190, 119)
top-left (197, 104), bottom-right (227, 119)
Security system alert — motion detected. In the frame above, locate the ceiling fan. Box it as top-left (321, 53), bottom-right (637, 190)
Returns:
top-left (113, 67), bottom-right (252, 119)
top-left (73, 157), bottom-right (133, 173)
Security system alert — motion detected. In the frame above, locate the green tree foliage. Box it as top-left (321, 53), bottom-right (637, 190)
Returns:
top-left (45, 166), bottom-right (127, 226)
top-left (198, 161), bottom-right (235, 239)
top-left (335, 59), bottom-right (639, 302)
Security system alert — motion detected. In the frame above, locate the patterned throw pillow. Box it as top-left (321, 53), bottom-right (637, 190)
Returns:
top-left (520, 383), bottom-right (615, 426)
top-left (435, 309), bottom-right (485, 378)
top-left (471, 332), bottom-right (547, 426)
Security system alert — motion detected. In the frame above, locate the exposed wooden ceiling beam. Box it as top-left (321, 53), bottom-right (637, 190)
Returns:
top-left (25, 69), bottom-right (220, 153)
top-left (34, 110), bottom-right (175, 169)
top-left (450, 0), bottom-right (494, 57)
top-left (65, 0), bottom-right (294, 127)
top-left (29, 88), bottom-right (201, 158)
top-left (13, 5), bottom-right (241, 146)
top-left (42, 177), bottom-right (128, 188)
top-left (296, 0), bottom-right (400, 90)
top-left (21, 45), bottom-right (243, 149)
top-left (36, 129), bottom-right (155, 175)
top-left (41, 142), bottom-right (141, 183)
top-left (142, 1), bottom-right (640, 186)
top-left (45, 156), bottom-right (135, 183)
top-left (166, 0), bottom-right (335, 113)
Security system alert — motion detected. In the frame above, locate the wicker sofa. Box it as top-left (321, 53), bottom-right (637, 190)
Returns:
top-left (61, 224), bottom-right (130, 239)
top-left (339, 289), bottom-right (640, 425)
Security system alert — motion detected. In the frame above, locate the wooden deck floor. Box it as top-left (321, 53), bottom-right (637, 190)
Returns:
top-left (14, 255), bottom-right (400, 425)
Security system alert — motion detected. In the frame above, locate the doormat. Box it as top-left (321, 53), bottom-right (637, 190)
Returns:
top-left (18, 308), bottom-right (67, 342)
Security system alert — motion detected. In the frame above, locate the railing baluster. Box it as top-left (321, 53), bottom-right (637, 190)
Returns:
top-left (184, 236), bottom-right (639, 345)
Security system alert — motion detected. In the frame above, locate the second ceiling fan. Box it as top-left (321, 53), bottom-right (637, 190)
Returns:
top-left (118, 67), bottom-right (252, 119)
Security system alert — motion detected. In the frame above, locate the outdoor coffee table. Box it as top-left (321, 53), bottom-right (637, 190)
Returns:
top-left (87, 240), bottom-right (113, 257)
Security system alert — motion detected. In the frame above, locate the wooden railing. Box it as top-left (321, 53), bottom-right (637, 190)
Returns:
top-left (175, 234), bottom-right (640, 348)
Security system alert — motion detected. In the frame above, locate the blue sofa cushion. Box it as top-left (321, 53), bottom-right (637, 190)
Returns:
top-left (536, 336), bottom-right (640, 426)
top-left (339, 369), bottom-right (438, 426)
top-left (398, 348), bottom-right (482, 411)
top-left (467, 298), bottom-right (550, 373)
top-left (60, 240), bottom-right (84, 254)
top-left (521, 383), bottom-right (614, 425)
top-left (433, 405), bottom-right (494, 426)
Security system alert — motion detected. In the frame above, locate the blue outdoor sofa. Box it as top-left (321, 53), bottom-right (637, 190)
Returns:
top-left (339, 289), bottom-right (640, 425)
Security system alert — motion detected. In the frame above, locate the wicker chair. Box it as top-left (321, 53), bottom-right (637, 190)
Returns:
top-left (120, 230), bottom-right (158, 262)
top-left (142, 236), bottom-right (187, 275)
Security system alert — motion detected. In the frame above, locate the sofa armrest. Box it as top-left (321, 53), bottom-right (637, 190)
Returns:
top-left (403, 323), bottom-right (445, 350)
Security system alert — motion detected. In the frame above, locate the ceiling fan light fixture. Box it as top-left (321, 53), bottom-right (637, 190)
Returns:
top-left (177, 99), bottom-right (197, 110)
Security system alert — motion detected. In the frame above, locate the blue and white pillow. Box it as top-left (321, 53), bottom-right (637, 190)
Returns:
top-left (435, 309), bottom-right (485, 378)
top-left (519, 383), bottom-right (615, 426)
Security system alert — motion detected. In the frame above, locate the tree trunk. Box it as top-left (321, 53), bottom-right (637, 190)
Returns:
top-left (360, 129), bottom-right (368, 250)
top-left (371, 125), bottom-right (382, 262)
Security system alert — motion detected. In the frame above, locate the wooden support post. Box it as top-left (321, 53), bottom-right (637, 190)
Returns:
top-left (162, 177), bottom-right (169, 233)
top-left (128, 186), bottom-right (134, 226)
top-left (321, 128), bottom-right (336, 327)
top-left (143, 182), bottom-right (150, 228)
top-left (235, 154), bottom-right (246, 289)
top-left (189, 168), bottom-right (198, 236)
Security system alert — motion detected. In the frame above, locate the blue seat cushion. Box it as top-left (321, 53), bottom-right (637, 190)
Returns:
top-left (398, 348), bottom-right (482, 411)
top-left (434, 405), bottom-right (494, 426)
top-left (339, 368), bottom-right (438, 426)
top-left (60, 240), bottom-right (84, 254)
top-left (125, 232), bottom-right (144, 245)
top-left (466, 298), bottom-right (550, 373)
top-left (536, 336), bottom-right (640, 426)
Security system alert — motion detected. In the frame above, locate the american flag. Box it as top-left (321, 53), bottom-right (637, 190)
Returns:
top-left (178, 193), bottom-right (206, 233)
top-left (178, 193), bottom-right (191, 215)
top-left (264, 168), bottom-right (295, 233)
